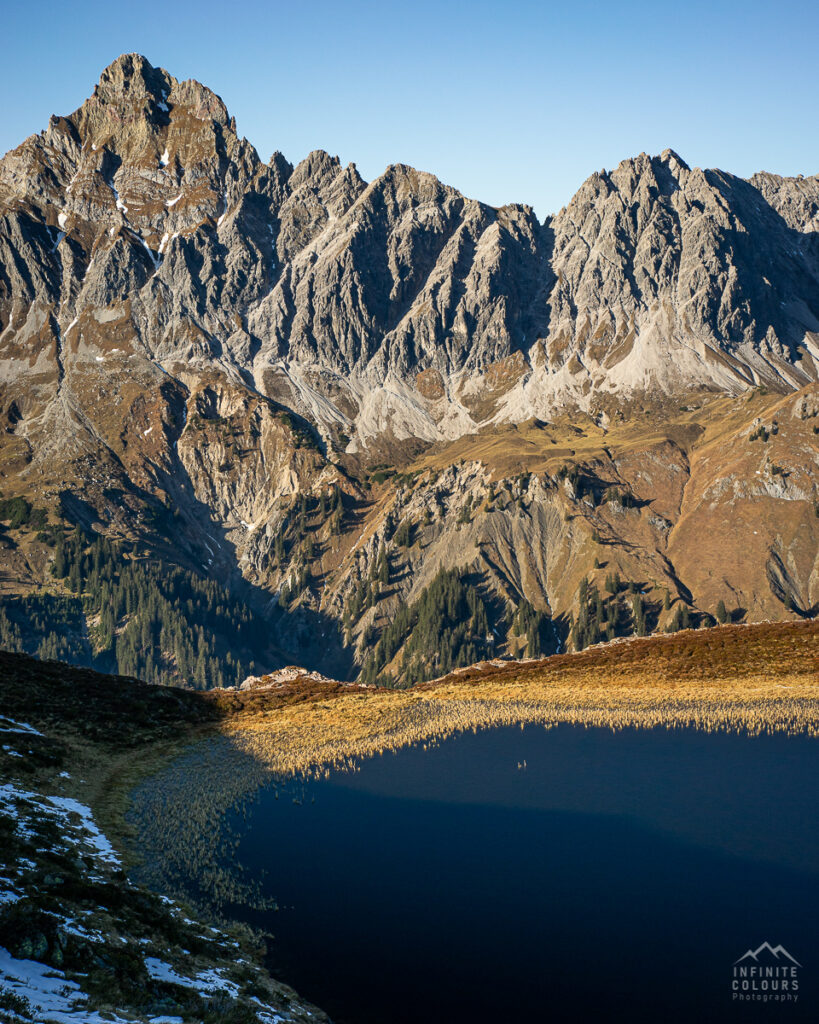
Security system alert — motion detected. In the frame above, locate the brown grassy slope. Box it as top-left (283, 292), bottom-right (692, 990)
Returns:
top-left (325, 384), bottom-right (818, 673)
top-left (0, 649), bottom-right (218, 745)
top-left (0, 667), bottom-right (330, 1023)
top-left (412, 388), bottom-right (773, 479)
top-left (0, 384), bottom-right (815, 675)
top-left (0, 651), bottom-right (228, 845)
top-left (423, 618), bottom-right (819, 690)
top-left (2, 623), bottom-right (817, 837)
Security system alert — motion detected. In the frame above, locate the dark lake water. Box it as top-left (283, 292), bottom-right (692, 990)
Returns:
top-left (219, 724), bottom-right (819, 1023)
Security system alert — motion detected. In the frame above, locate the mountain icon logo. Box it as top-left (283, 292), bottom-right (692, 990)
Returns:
top-left (734, 943), bottom-right (801, 967)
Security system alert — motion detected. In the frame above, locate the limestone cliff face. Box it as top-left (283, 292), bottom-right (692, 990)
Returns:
top-left (528, 153), bottom-right (819, 407)
top-left (0, 54), bottom-right (816, 676)
top-left (2, 56), bottom-right (818, 455)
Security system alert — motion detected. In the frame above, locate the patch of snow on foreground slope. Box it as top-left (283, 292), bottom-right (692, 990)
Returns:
top-left (0, 718), bottom-right (43, 737)
top-left (0, 784), bottom-right (119, 868)
top-left (0, 946), bottom-right (130, 1023)
top-left (45, 796), bottom-right (120, 867)
top-left (144, 956), bottom-right (240, 998)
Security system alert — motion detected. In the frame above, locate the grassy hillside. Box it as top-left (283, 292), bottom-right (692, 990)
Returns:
top-left (222, 620), bottom-right (819, 777)
top-left (122, 619), bottom-right (819, 928)
top-left (0, 651), bottom-right (326, 1024)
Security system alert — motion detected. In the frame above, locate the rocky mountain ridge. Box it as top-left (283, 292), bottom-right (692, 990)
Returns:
top-left (0, 54), bottom-right (816, 684)
top-left (2, 55), bottom-right (818, 449)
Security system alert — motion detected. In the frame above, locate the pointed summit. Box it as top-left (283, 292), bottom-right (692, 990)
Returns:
top-left (93, 53), bottom-right (171, 105)
top-left (76, 53), bottom-right (232, 141)
top-left (660, 148), bottom-right (690, 171)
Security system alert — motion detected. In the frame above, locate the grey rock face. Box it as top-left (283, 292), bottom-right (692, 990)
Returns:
top-left (1, 55), bottom-right (817, 458)
top-left (527, 151), bottom-right (819, 415)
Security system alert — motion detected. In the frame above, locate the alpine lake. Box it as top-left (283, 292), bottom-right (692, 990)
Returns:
top-left (130, 719), bottom-right (819, 1024)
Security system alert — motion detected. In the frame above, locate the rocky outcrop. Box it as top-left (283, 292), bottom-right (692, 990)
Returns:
top-left (299, 384), bottom-right (818, 676)
top-left (521, 152), bottom-right (819, 411)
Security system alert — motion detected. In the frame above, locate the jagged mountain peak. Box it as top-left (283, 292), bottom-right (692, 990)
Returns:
top-left (0, 53), bottom-right (253, 226)
top-left (749, 168), bottom-right (819, 233)
top-left (71, 53), bottom-right (240, 167)
top-left (659, 147), bottom-right (689, 170)
top-left (290, 149), bottom-right (342, 186)
top-left (0, 54), bottom-right (817, 469)
top-left (92, 52), bottom-right (172, 105)
top-left (86, 53), bottom-right (232, 130)
top-left (359, 162), bottom-right (455, 213)
top-left (0, 56), bottom-right (817, 684)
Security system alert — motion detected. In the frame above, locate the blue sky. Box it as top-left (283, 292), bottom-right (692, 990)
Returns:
top-left (2, 0), bottom-right (817, 218)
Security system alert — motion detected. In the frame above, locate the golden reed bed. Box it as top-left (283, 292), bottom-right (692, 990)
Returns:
top-left (219, 620), bottom-right (819, 777)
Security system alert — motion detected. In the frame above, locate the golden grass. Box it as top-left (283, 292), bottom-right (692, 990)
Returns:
top-left (220, 621), bottom-right (819, 777)
top-left (409, 387), bottom-right (788, 480)
top-left (227, 673), bottom-right (817, 779)
top-left (132, 662), bottom-right (819, 912)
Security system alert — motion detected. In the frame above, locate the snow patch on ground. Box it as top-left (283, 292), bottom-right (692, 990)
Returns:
top-left (0, 946), bottom-right (129, 1023)
top-left (0, 783), bottom-right (121, 870)
top-left (0, 882), bottom-right (21, 907)
top-left (252, 998), bottom-right (286, 1023)
top-left (193, 967), bottom-right (241, 997)
top-left (59, 917), bottom-right (107, 944)
top-left (158, 231), bottom-right (179, 256)
top-left (144, 957), bottom-right (240, 998)
top-left (159, 147), bottom-right (170, 167)
top-left (57, 211), bottom-right (68, 230)
top-left (45, 796), bottom-right (120, 867)
top-left (166, 194), bottom-right (183, 208)
top-left (135, 236), bottom-right (161, 272)
top-left (0, 719), bottom-right (42, 737)
top-left (0, 753), bottom-right (312, 1022)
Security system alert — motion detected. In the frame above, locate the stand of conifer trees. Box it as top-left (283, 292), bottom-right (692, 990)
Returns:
top-left (359, 566), bottom-right (491, 687)
top-left (0, 527), bottom-right (266, 689)
top-left (509, 599), bottom-right (553, 658)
